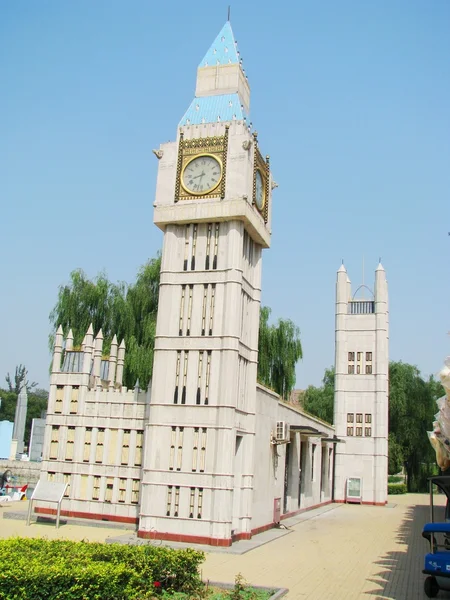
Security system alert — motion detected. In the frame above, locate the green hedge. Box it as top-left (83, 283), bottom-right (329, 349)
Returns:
top-left (388, 475), bottom-right (403, 484)
top-left (388, 483), bottom-right (407, 495)
top-left (0, 538), bottom-right (205, 600)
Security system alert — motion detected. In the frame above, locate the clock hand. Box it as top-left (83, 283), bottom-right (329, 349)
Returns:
top-left (192, 172), bottom-right (206, 180)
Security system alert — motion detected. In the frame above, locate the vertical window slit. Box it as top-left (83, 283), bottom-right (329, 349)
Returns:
top-left (166, 486), bottom-right (173, 516)
top-left (169, 426), bottom-right (176, 470)
top-left (179, 285), bottom-right (186, 336)
top-left (135, 431), bottom-right (143, 467)
top-left (201, 284), bottom-right (208, 336)
top-left (55, 385), bottom-right (63, 414)
top-left (121, 430), bottom-right (130, 465)
top-left (118, 478), bottom-right (126, 503)
top-left (65, 426), bottom-right (75, 461)
top-left (183, 225), bottom-right (190, 271)
top-left (174, 486), bottom-right (180, 517)
top-left (192, 427), bottom-right (199, 471)
top-left (197, 488), bottom-right (204, 519)
top-left (176, 427), bottom-right (184, 471)
top-left (209, 284), bottom-right (216, 336)
top-left (199, 428), bottom-right (207, 473)
top-left (131, 479), bottom-right (140, 504)
top-left (92, 476), bottom-right (100, 501)
top-left (196, 352), bottom-right (204, 405)
top-left (205, 223), bottom-right (212, 270)
top-left (186, 285), bottom-right (193, 336)
top-left (174, 351), bottom-right (181, 404)
top-left (95, 428), bottom-right (105, 463)
top-left (181, 352), bottom-right (188, 404)
top-left (191, 224), bottom-right (198, 270)
top-left (189, 487), bottom-right (195, 518)
top-left (70, 386), bottom-right (79, 414)
top-left (205, 351), bottom-right (211, 405)
top-left (213, 224), bottom-right (219, 270)
top-left (50, 425), bottom-right (60, 460)
top-left (105, 478), bottom-right (113, 503)
top-left (83, 427), bottom-right (92, 462)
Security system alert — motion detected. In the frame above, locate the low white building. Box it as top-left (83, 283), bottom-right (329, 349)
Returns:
top-left (38, 327), bottom-right (336, 544)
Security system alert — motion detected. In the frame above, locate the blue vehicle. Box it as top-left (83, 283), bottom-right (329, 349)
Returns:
top-left (422, 476), bottom-right (450, 597)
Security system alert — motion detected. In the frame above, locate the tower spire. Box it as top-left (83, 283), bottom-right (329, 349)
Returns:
top-left (179, 21), bottom-right (250, 127)
top-left (227, 5), bottom-right (231, 21)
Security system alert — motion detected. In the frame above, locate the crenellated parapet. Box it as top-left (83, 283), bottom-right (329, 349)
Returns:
top-left (51, 324), bottom-right (129, 392)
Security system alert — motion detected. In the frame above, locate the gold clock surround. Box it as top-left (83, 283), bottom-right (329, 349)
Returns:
top-left (254, 167), bottom-right (266, 211)
top-left (253, 141), bottom-right (270, 223)
top-left (180, 153), bottom-right (223, 196)
top-left (175, 127), bottom-right (229, 202)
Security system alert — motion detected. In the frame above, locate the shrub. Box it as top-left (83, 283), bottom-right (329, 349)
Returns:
top-left (388, 475), bottom-right (403, 484)
top-left (388, 483), bottom-right (407, 495)
top-left (0, 538), bottom-right (205, 600)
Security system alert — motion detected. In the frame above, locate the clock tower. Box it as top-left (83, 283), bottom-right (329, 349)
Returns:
top-left (138, 22), bottom-right (273, 545)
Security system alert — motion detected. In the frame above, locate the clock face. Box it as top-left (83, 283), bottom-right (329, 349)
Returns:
top-left (255, 169), bottom-right (265, 211)
top-left (181, 155), bottom-right (222, 195)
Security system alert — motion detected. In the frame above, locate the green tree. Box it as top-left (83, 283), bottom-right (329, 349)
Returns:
top-left (49, 257), bottom-right (161, 389)
top-left (257, 306), bottom-right (303, 399)
top-left (388, 432), bottom-right (404, 475)
top-left (388, 362), bottom-right (441, 491)
top-left (0, 390), bottom-right (17, 424)
top-left (302, 367), bottom-right (335, 424)
top-left (5, 364), bottom-right (37, 394)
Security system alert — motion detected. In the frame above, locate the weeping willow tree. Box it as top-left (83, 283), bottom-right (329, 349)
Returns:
top-left (49, 256), bottom-right (161, 389)
top-left (50, 257), bottom-right (303, 397)
top-left (257, 306), bottom-right (303, 399)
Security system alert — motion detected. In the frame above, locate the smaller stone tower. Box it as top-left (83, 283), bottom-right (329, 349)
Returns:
top-left (333, 263), bottom-right (389, 505)
top-left (38, 324), bottom-right (148, 523)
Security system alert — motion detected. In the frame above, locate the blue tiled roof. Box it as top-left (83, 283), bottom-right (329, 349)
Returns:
top-left (199, 22), bottom-right (239, 68)
top-left (179, 93), bottom-right (248, 127)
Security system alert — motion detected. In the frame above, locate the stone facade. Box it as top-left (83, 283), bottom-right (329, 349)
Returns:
top-left (333, 264), bottom-right (389, 505)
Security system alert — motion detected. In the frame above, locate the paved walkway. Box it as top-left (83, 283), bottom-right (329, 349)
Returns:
top-left (0, 494), bottom-right (447, 599)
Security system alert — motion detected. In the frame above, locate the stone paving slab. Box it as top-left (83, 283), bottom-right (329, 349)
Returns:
top-left (201, 495), bottom-right (448, 600)
top-left (107, 505), bottom-right (339, 555)
top-left (106, 525), bottom-right (293, 555)
top-left (1, 495), bottom-right (448, 599)
top-left (3, 508), bottom-right (136, 531)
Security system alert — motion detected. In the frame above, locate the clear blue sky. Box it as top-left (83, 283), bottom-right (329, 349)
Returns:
top-left (1, 1), bottom-right (449, 391)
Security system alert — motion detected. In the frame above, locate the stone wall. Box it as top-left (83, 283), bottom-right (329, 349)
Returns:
top-left (0, 459), bottom-right (41, 484)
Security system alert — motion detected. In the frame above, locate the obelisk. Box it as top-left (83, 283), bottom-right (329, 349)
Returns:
top-left (12, 384), bottom-right (28, 457)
